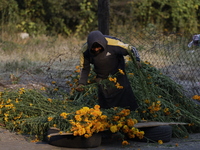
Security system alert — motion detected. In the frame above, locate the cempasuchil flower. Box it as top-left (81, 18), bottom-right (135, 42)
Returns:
top-left (118, 69), bottom-right (125, 75)
top-left (110, 125), bottom-right (118, 133)
top-left (122, 140), bottom-right (130, 145)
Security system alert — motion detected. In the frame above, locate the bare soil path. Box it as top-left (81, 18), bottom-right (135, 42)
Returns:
top-left (1, 127), bottom-right (200, 150)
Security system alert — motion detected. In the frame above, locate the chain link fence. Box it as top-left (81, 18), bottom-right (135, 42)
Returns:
top-left (118, 31), bottom-right (200, 97)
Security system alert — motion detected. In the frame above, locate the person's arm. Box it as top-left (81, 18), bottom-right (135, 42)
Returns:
top-left (78, 43), bottom-right (91, 85)
top-left (105, 37), bottom-right (140, 61)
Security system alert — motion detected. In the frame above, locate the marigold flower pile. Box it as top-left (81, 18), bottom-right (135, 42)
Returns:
top-left (0, 89), bottom-right (143, 143)
top-left (59, 105), bottom-right (144, 140)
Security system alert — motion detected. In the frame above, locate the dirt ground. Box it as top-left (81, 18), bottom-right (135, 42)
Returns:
top-left (1, 127), bottom-right (200, 150)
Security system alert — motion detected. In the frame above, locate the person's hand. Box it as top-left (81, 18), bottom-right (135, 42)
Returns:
top-left (75, 84), bottom-right (84, 92)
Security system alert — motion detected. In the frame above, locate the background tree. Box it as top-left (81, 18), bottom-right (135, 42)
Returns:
top-left (98, 0), bottom-right (110, 35)
top-left (1, 0), bottom-right (200, 36)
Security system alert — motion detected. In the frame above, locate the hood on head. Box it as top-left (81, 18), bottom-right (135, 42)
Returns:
top-left (87, 30), bottom-right (107, 51)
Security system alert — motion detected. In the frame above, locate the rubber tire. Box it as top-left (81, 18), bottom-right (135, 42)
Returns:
top-left (46, 128), bottom-right (102, 148)
top-left (133, 125), bottom-right (172, 143)
top-left (47, 133), bottom-right (102, 148)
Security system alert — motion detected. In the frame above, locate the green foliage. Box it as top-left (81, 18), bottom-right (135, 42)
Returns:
top-left (1, 0), bottom-right (200, 35)
top-left (0, 0), bottom-right (19, 24)
top-left (110, 0), bottom-right (200, 33)
top-left (75, 0), bottom-right (98, 37)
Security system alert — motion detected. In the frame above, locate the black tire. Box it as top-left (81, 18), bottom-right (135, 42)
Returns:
top-left (133, 125), bottom-right (172, 143)
top-left (46, 133), bottom-right (102, 148)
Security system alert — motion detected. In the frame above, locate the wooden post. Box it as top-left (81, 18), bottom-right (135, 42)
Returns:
top-left (98, 0), bottom-right (110, 35)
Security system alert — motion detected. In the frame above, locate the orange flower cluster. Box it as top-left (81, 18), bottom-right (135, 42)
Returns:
top-left (74, 65), bottom-right (81, 73)
top-left (60, 112), bottom-right (68, 119)
top-left (122, 140), bottom-right (130, 145)
top-left (148, 101), bottom-right (161, 113)
top-left (158, 140), bottom-right (163, 144)
top-left (48, 117), bottom-right (53, 122)
top-left (118, 69), bottom-right (125, 75)
top-left (163, 107), bottom-right (171, 115)
top-left (108, 77), bottom-right (123, 89)
top-left (115, 82), bottom-right (123, 89)
top-left (192, 95), bottom-right (200, 100)
top-left (19, 88), bottom-right (25, 95)
top-left (70, 105), bottom-right (108, 138)
top-left (68, 106), bottom-right (143, 140)
top-left (109, 77), bottom-right (117, 83)
top-left (109, 109), bottom-right (144, 139)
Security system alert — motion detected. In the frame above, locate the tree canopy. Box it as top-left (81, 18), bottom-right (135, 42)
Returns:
top-left (0, 0), bottom-right (200, 36)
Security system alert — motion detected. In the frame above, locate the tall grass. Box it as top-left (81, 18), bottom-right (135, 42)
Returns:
top-left (0, 30), bottom-right (85, 74)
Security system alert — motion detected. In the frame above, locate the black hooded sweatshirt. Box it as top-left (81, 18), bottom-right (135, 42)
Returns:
top-left (79, 30), bottom-right (139, 110)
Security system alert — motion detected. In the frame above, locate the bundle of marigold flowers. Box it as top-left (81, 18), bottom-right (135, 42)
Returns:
top-left (57, 105), bottom-right (144, 141)
top-left (0, 87), bottom-right (144, 143)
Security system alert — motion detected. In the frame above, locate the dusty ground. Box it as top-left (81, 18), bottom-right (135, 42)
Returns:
top-left (1, 127), bottom-right (200, 150)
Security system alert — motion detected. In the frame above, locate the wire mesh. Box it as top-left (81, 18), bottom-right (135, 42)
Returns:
top-left (116, 31), bottom-right (200, 97)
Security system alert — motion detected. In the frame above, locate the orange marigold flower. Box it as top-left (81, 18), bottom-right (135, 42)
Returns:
top-left (75, 115), bottom-right (82, 121)
top-left (113, 116), bottom-right (120, 121)
top-left (122, 125), bottom-right (129, 133)
top-left (48, 117), bottom-right (53, 122)
top-left (94, 105), bottom-right (100, 110)
top-left (47, 98), bottom-right (52, 102)
top-left (109, 77), bottom-right (117, 83)
top-left (163, 108), bottom-right (169, 113)
top-left (75, 69), bottom-right (80, 73)
top-left (100, 115), bottom-right (107, 120)
top-left (51, 81), bottom-right (56, 84)
top-left (122, 140), bottom-right (130, 146)
top-left (60, 112), bottom-right (68, 119)
top-left (110, 125), bottom-right (118, 133)
top-left (73, 131), bottom-right (78, 136)
top-left (192, 95), bottom-right (200, 100)
top-left (84, 134), bottom-right (92, 138)
top-left (144, 99), bottom-right (150, 103)
top-left (128, 73), bottom-right (134, 75)
top-left (59, 131), bottom-right (63, 134)
top-left (40, 87), bottom-right (46, 91)
top-left (142, 110), bottom-right (146, 113)
top-left (54, 88), bottom-right (58, 91)
top-left (127, 118), bottom-right (135, 127)
top-left (137, 131), bottom-right (145, 139)
top-left (118, 69), bottom-right (125, 75)
top-left (158, 140), bottom-right (163, 144)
